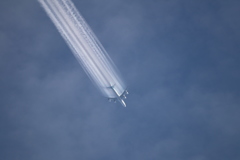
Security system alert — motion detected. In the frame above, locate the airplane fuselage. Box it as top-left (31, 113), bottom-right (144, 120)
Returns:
top-left (109, 85), bottom-right (127, 107)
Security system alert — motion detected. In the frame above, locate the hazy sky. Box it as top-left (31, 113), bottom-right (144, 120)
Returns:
top-left (1, 0), bottom-right (240, 160)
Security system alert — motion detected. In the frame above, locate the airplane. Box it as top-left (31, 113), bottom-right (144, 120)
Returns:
top-left (107, 84), bottom-right (128, 107)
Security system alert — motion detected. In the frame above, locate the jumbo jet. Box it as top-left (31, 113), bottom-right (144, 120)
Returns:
top-left (108, 85), bottom-right (128, 107)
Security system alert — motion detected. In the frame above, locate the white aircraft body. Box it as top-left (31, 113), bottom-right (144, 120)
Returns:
top-left (108, 85), bottom-right (128, 107)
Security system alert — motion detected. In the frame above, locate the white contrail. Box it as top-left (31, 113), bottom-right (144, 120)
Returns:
top-left (38, 0), bottom-right (128, 106)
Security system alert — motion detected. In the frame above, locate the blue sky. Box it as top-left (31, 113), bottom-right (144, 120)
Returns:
top-left (1, 0), bottom-right (240, 159)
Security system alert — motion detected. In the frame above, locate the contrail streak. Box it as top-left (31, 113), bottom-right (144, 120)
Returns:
top-left (38, 0), bottom-right (128, 106)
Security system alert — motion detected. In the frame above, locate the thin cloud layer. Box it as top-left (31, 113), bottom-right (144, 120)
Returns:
top-left (1, 0), bottom-right (240, 160)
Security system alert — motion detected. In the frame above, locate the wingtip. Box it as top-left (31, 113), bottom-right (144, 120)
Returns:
top-left (121, 99), bottom-right (127, 107)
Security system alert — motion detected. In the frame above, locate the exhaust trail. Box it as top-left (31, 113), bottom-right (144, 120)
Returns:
top-left (38, 0), bottom-right (128, 107)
